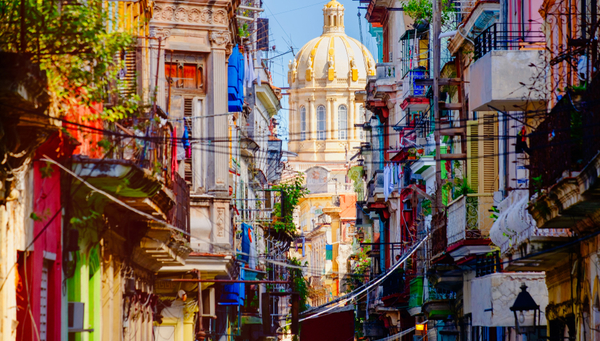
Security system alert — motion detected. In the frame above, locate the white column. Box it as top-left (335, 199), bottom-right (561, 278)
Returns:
top-left (327, 98), bottom-right (334, 140)
top-left (309, 98), bottom-right (316, 140)
top-left (207, 31), bottom-right (230, 195)
top-left (349, 97), bottom-right (355, 140)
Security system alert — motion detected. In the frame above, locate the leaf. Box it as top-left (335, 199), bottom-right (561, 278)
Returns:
top-left (30, 212), bottom-right (43, 222)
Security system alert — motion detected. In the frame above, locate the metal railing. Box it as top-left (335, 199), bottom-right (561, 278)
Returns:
top-left (447, 195), bottom-right (482, 245)
top-left (401, 68), bottom-right (428, 100)
top-left (473, 23), bottom-right (545, 60)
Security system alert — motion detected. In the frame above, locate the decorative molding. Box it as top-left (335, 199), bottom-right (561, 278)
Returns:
top-left (210, 30), bottom-right (230, 48)
top-left (153, 5), bottom-right (227, 26)
top-left (216, 208), bottom-right (225, 238)
top-left (150, 28), bottom-right (172, 39)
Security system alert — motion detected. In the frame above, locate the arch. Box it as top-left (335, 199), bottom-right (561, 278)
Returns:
top-left (338, 104), bottom-right (347, 140)
top-left (300, 106), bottom-right (307, 141)
top-left (333, 15), bottom-right (337, 26)
top-left (317, 105), bottom-right (326, 140)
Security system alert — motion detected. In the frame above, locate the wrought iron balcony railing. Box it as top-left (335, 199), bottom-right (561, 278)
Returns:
top-left (447, 195), bottom-right (482, 245)
top-left (473, 23), bottom-right (545, 60)
top-left (401, 68), bottom-right (428, 100)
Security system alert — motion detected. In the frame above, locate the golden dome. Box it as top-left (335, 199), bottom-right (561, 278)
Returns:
top-left (287, 0), bottom-right (375, 86)
top-left (324, 0), bottom-right (343, 8)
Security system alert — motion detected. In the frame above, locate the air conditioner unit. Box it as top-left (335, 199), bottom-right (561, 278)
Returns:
top-left (416, 138), bottom-right (427, 146)
top-left (202, 287), bottom-right (216, 318)
top-left (68, 302), bottom-right (84, 331)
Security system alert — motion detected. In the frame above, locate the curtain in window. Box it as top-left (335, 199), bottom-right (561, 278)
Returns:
top-left (317, 105), bottom-right (326, 140)
top-left (338, 105), bottom-right (347, 140)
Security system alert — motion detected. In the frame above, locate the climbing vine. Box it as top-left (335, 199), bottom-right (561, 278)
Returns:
top-left (271, 174), bottom-right (309, 235)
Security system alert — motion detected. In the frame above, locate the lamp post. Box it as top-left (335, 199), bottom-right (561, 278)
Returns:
top-left (510, 283), bottom-right (541, 336)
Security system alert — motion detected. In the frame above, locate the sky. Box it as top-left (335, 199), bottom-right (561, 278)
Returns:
top-left (259, 0), bottom-right (379, 148)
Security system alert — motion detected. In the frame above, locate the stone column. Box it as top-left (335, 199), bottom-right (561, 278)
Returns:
top-left (349, 95), bottom-right (355, 140)
top-left (327, 98), bottom-right (334, 140)
top-left (309, 97), bottom-right (316, 140)
top-left (323, 207), bottom-right (341, 295)
top-left (207, 30), bottom-right (230, 196)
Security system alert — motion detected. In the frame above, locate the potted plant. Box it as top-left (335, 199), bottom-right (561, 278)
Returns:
top-left (407, 148), bottom-right (417, 160)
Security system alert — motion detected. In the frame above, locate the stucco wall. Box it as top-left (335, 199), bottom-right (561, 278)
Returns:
top-left (471, 272), bottom-right (548, 327)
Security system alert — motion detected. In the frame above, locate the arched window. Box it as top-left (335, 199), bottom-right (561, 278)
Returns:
top-left (300, 106), bottom-right (307, 141)
top-left (338, 105), bottom-right (347, 140)
top-left (317, 105), bottom-right (326, 140)
top-left (358, 105), bottom-right (365, 139)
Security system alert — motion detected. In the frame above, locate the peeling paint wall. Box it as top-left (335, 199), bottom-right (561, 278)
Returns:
top-left (470, 272), bottom-right (548, 327)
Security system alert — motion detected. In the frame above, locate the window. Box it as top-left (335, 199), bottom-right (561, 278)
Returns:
top-left (165, 62), bottom-right (203, 89)
top-left (300, 106), bottom-right (307, 141)
top-left (338, 105), bottom-right (347, 140)
top-left (317, 105), bottom-right (326, 140)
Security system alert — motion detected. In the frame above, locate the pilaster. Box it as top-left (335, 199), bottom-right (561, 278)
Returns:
top-left (349, 95), bottom-right (355, 140)
top-left (309, 97), bottom-right (316, 140)
top-left (207, 30), bottom-right (230, 195)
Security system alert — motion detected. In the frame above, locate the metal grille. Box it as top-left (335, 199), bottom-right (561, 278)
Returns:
top-left (40, 261), bottom-right (49, 341)
top-left (184, 98), bottom-right (193, 184)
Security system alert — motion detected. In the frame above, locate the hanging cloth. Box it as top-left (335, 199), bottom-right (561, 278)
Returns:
top-left (171, 127), bottom-right (178, 181)
top-left (384, 165), bottom-right (391, 201)
top-left (244, 53), bottom-right (251, 88)
top-left (248, 54), bottom-right (256, 86)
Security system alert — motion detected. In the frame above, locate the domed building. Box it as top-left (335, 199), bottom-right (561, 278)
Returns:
top-left (287, 0), bottom-right (375, 302)
top-left (287, 0), bottom-right (376, 166)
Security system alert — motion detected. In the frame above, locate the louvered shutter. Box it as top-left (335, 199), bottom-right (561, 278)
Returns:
top-left (479, 113), bottom-right (498, 194)
top-left (466, 120), bottom-right (479, 193)
top-left (118, 46), bottom-right (137, 96)
top-left (40, 261), bottom-right (49, 341)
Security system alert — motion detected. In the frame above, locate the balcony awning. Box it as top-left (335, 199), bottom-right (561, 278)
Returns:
top-left (490, 193), bottom-right (535, 253)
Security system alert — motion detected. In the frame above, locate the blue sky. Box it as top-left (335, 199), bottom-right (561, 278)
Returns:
top-left (260, 0), bottom-right (379, 147)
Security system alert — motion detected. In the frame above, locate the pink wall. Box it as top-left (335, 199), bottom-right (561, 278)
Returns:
top-left (17, 135), bottom-right (65, 341)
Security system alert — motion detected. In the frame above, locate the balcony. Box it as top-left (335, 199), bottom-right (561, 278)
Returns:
top-left (491, 192), bottom-right (571, 271)
top-left (469, 23), bottom-right (546, 112)
top-left (401, 69), bottom-right (429, 112)
top-left (381, 269), bottom-right (409, 306)
top-left (422, 283), bottom-right (456, 320)
top-left (408, 276), bottom-right (424, 316)
top-left (528, 79), bottom-right (600, 235)
top-left (366, 63), bottom-right (398, 108)
top-left (446, 195), bottom-right (494, 260)
top-left (72, 157), bottom-right (191, 271)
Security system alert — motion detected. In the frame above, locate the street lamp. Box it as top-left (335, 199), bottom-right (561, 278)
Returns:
top-left (510, 283), bottom-right (541, 335)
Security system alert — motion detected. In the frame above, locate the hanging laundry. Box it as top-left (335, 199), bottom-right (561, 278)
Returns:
top-left (248, 54), bottom-right (256, 86)
top-left (182, 124), bottom-right (191, 159)
top-left (244, 53), bottom-right (251, 88)
top-left (171, 126), bottom-right (178, 181)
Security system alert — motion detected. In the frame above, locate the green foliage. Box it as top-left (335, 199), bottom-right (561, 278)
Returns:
top-left (0, 0), bottom-right (139, 121)
top-left (345, 242), bottom-right (371, 292)
top-left (442, 177), bottom-right (474, 201)
top-left (404, 0), bottom-right (456, 26)
top-left (288, 257), bottom-right (309, 312)
top-left (532, 175), bottom-right (543, 194)
top-left (271, 175), bottom-right (309, 235)
top-left (422, 199), bottom-right (432, 216)
top-left (30, 212), bottom-right (43, 222)
top-left (40, 161), bottom-right (54, 179)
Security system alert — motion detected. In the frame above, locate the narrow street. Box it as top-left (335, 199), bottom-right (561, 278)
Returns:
top-left (0, 0), bottom-right (598, 340)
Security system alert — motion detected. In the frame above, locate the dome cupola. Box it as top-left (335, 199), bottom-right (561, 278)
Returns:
top-left (323, 0), bottom-right (345, 34)
top-left (287, 0), bottom-right (375, 86)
